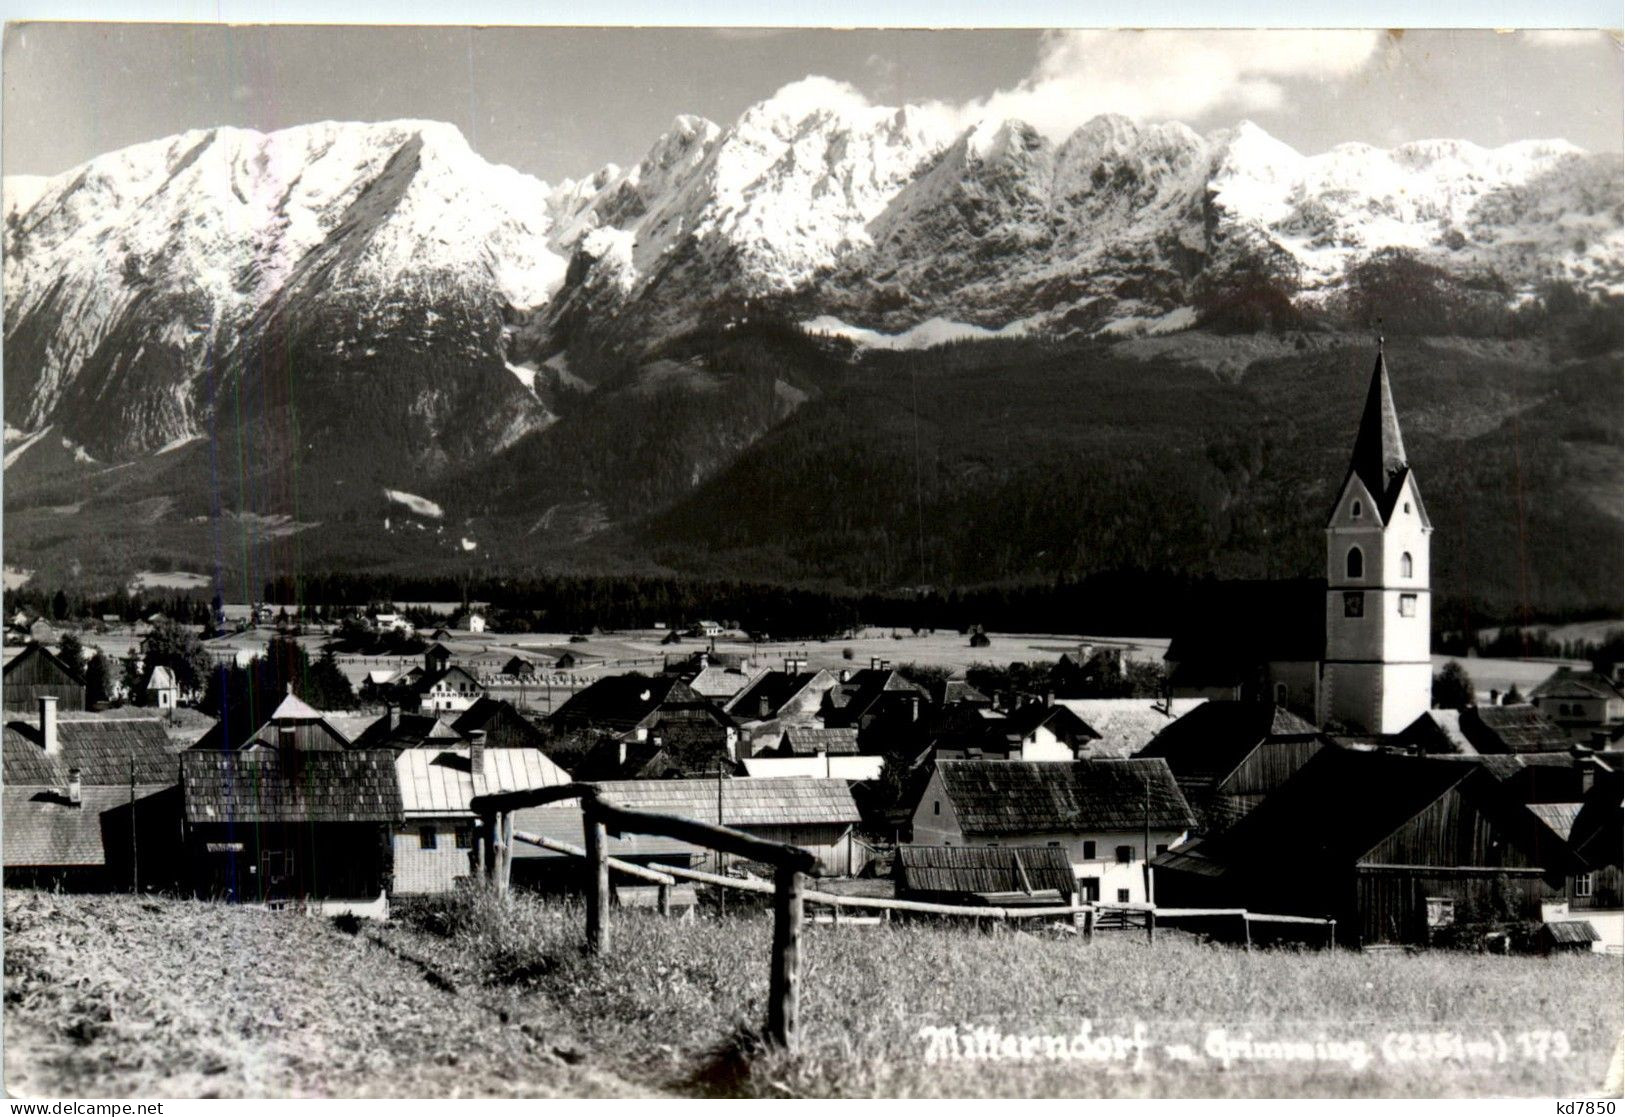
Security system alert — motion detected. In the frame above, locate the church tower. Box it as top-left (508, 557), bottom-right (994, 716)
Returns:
top-left (1321, 346), bottom-right (1433, 734)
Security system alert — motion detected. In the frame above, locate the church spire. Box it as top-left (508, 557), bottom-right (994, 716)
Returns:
top-left (1347, 346), bottom-right (1408, 513)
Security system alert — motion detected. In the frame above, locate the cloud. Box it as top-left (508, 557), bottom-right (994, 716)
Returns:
top-left (949, 30), bottom-right (1383, 140)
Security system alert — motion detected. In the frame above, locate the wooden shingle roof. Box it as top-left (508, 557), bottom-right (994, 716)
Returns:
top-left (4, 716), bottom-right (178, 785)
top-left (935, 759), bottom-right (1195, 835)
top-left (1054, 698), bottom-right (1206, 758)
top-left (1462, 705), bottom-right (1573, 755)
top-left (1532, 668), bottom-right (1623, 702)
top-left (2, 785), bottom-right (171, 867)
top-left (1138, 701), bottom-right (1321, 786)
top-left (781, 727), bottom-right (860, 755)
top-left (594, 776), bottom-right (860, 828)
top-left (895, 844), bottom-right (1076, 897)
top-left (181, 750), bottom-right (404, 824)
top-left (397, 747), bottom-right (569, 816)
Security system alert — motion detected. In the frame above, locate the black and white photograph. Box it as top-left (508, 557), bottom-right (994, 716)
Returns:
top-left (0, 9), bottom-right (1621, 1103)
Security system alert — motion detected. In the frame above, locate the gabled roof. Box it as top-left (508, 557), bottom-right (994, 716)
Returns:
top-left (3, 785), bottom-right (173, 867)
top-left (1053, 698), bottom-right (1207, 758)
top-left (554, 674), bottom-right (700, 731)
top-left (1138, 702), bottom-right (1321, 788)
top-left (267, 689), bottom-right (324, 721)
top-left (450, 697), bottom-right (549, 749)
top-left (1397, 709), bottom-right (1477, 755)
top-left (1527, 802), bottom-right (1584, 843)
top-left (2, 642), bottom-right (86, 687)
top-left (826, 669), bottom-right (926, 719)
top-left (1461, 705), bottom-right (1573, 755)
top-left (415, 664), bottom-right (483, 693)
top-left (1004, 703), bottom-right (1098, 742)
top-left (724, 670), bottom-right (827, 720)
top-left (1184, 748), bottom-right (1480, 870)
top-left (686, 665), bottom-right (754, 700)
top-left (593, 776), bottom-right (861, 828)
top-left (929, 679), bottom-right (992, 707)
top-left (895, 844), bottom-right (1076, 897)
top-left (145, 665), bottom-right (178, 690)
top-left (181, 750), bottom-right (403, 824)
top-left (4, 716), bottom-right (179, 785)
top-left (1532, 668), bottom-right (1623, 703)
top-left (396, 747), bottom-right (569, 815)
top-left (934, 759), bottom-right (1195, 835)
top-left (780, 726), bottom-right (860, 755)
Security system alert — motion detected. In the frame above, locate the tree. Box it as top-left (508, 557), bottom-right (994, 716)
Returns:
top-left (307, 645), bottom-right (357, 711)
top-left (84, 653), bottom-right (114, 708)
top-left (140, 617), bottom-right (213, 695)
top-left (1504, 684), bottom-right (1525, 706)
top-left (1433, 660), bottom-right (1476, 710)
top-left (50, 589), bottom-right (69, 621)
top-left (56, 632), bottom-right (84, 674)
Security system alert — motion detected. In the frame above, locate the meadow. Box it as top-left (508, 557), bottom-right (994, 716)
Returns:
top-left (6, 890), bottom-right (1619, 1099)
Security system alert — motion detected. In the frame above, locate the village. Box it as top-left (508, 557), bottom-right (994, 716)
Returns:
top-left (1, 350), bottom-right (1619, 968)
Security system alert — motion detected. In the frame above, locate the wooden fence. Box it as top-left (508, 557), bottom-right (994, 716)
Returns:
top-left (468, 784), bottom-right (1336, 1050)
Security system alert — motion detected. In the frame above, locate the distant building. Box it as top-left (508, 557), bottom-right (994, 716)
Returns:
top-left (143, 665), bottom-right (179, 710)
top-left (1530, 668), bottom-right (1624, 744)
top-left (555, 674), bottom-right (738, 772)
top-left (191, 687), bottom-right (354, 752)
top-left (1458, 704), bottom-right (1573, 756)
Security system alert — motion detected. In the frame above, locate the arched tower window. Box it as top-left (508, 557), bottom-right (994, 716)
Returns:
top-left (1351, 500), bottom-right (1363, 519)
top-left (1346, 546), bottom-right (1364, 579)
top-left (1401, 552), bottom-right (1413, 579)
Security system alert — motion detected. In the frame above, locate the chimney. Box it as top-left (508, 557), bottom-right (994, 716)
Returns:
top-left (907, 695), bottom-right (920, 722)
top-left (468, 728), bottom-right (486, 770)
top-left (387, 703), bottom-right (400, 731)
top-left (839, 668), bottom-right (850, 683)
top-left (39, 696), bottom-right (59, 755)
top-left (880, 659), bottom-right (891, 672)
top-left (1489, 688), bottom-right (1501, 706)
top-left (66, 766), bottom-right (81, 807)
top-left (1045, 690), bottom-right (1054, 708)
top-left (759, 694), bottom-right (771, 718)
top-left (697, 651), bottom-right (709, 669)
top-left (1578, 753), bottom-right (1597, 794)
top-left (617, 739), bottom-right (628, 767)
top-left (870, 656), bottom-right (880, 670)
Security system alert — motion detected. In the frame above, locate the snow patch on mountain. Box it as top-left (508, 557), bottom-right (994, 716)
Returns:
top-left (802, 314), bottom-right (1036, 350)
top-left (383, 489), bottom-right (444, 518)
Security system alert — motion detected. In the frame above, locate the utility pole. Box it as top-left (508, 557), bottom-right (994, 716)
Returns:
top-left (129, 751), bottom-right (139, 894)
top-left (717, 758), bottom-right (727, 916)
top-left (1142, 782), bottom-right (1151, 906)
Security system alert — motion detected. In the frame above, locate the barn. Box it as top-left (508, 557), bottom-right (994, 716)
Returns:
top-left (3, 643), bottom-right (86, 712)
top-left (1152, 748), bottom-right (1578, 947)
top-left (894, 844), bottom-right (1079, 907)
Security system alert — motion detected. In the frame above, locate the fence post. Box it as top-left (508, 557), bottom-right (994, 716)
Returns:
top-left (584, 799), bottom-right (610, 954)
top-left (768, 865), bottom-right (804, 1051)
top-left (501, 812), bottom-right (516, 894)
top-left (1146, 908), bottom-right (1156, 946)
top-left (1083, 907), bottom-right (1094, 945)
top-left (658, 883), bottom-right (672, 917)
top-left (1242, 912), bottom-right (1252, 953)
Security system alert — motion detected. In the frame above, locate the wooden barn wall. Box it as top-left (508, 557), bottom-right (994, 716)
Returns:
top-left (186, 822), bottom-right (393, 903)
top-left (740, 822), bottom-right (855, 876)
top-left (3, 682), bottom-right (85, 711)
top-left (1573, 865), bottom-right (1623, 910)
top-left (1363, 787), bottom-right (1543, 870)
top-left (1225, 740), bottom-right (1326, 798)
top-left (1355, 869), bottom-right (1553, 946)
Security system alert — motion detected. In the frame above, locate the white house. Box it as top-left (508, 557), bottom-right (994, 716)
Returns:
top-left (372, 612), bottom-right (410, 633)
top-left (911, 759), bottom-right (1195, 904)
top-left (143, 665), bottom-right (179, 710)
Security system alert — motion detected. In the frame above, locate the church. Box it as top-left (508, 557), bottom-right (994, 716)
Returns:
top-left (1165, 346), bottom-right (1433, 735)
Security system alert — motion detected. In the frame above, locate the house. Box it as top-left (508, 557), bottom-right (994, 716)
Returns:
top-left (1151, 749), bottom-right (1578, 947)
top-left (460, 613), bottom-right (487, 635)
top-left (1458, 704), bottom-right (1573, 756)
top-left (143, 665), bottom-right (180, 710)
top-left (1051, 697), bottom-right (1206, 757)
top-left (927, 678), bottom-right (992, 709)
top-left (1530, 668), bottom-right (1624, 744)
top-left (3, 699), bottom-right (184, 890)
top-left (1135, 702), bottom-right (1327, 835)
top-left (391, 644), bottom-right (485, 714)
top-left (1395, 708), bottom-right (1477, 755)
top-left (694, 620), bottom-right (723, 637)
top-left (351, 708), bottom-right (468, 750)
top-left (894, 844), bottom-right (1079, 907)
top-left (2, 642), bottom-right (86, 711)
top-left (1538, 764), bottom-right (1623, 951)
top-left (512, 776), bottom-right (863, 877)
top-left (27, 618), bottom-right (61, 646)
top-left (373, 612), bottom-right (409, 633)
top-left (911, 759), bottom-right (1195, 904)
top-left (823, 665), bottom-right (929, 746)
top-left (554, 674), bottom-right (738, 770)
top-left (191, 687), bottom-right (353, 752)
top-left (180, 748), bottom-right (402, 916)
top-left (393, 739), bottom-right (569, 894)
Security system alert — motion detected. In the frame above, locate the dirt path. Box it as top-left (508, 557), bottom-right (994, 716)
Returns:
top-left (4, 892), bottom-right (651, 1098)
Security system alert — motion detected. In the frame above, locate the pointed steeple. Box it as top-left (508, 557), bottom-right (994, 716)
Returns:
top-left (1347, 343), bottom-right (1409, 514)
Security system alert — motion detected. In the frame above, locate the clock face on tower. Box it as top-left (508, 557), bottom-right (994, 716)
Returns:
top-left (1343, 591), bottom-right (1364, 618)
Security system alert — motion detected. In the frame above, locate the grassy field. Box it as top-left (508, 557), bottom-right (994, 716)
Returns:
top-left (6, 890), bottom-right (1619, 1099)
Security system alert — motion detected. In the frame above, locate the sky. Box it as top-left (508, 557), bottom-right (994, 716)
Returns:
top-left (2, 24), bottom-right (1620, 183)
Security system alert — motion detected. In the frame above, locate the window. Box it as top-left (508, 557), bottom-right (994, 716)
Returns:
top-left (418, 826), bottom-right (438, 850)
top-left (1401, 552), bottom-right (1414, 578)
top-left (1047, 841), bottom-right (1061, 848)
top-left (1156, 843), bottom-right (1169, 855)
top-left (933, 800), bottom-right (940, 816)
top-left (1400, 594), bottom-right (1418, 617)
top-left (454, 826), bottom-right (473, 850)
top-left (1575, 873), bottom-right (1594, 898)
top-left (1343, 592), bottom-right (1365, 618)
top-left (1117, 889), bottom-right (1132, 903)
top-left (1404, 501), bottom-right (1412, 514)
top-left (1115, 845), bottom-right (1135, 864)
top-left (1351, 500), bottom-right (1362, 519)
top-left (1082, 840), bottom-right (1097, 860)
top-left (1274, 683), bottom-right (1288, 706)
top-left (1426, 897), bottom-right (1455, 928)
top-left (1078, 877), bottom-right (1100, 902)
top-left (1346, 546), bottom-right (1364, 579)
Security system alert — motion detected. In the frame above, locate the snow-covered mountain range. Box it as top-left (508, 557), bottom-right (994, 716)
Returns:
top-left (3, 79), bottom-right (1620, 506)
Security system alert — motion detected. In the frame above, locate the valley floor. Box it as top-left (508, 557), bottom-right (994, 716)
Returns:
top-left (4, 890), bottom-right (1620, 1098)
